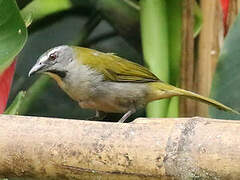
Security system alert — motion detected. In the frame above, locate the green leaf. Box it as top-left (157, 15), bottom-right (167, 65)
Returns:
top-left (14, 76), bottom-right (52, 115)
top-left (21, 0), bottom-right (72, 24)
top-left (4, 91), bottom-right (26, 115)
top-left (21, 11), bottom-right (33, 28)
top-left (209, 13), bottom-right (240, 120)
top-left (0, 0), bottom-right (27, 73)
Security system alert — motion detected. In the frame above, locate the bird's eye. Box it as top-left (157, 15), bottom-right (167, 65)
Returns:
top-left (49, 52), bottom-right (57, 61)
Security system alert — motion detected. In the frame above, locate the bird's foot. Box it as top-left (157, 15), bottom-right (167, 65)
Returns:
top-left (87, 111), bottom-right (107, 121)
top-left (118, 109), bottom-right (136, 123)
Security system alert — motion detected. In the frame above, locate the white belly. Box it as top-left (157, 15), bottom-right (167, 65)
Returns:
top-left (61, 64), bottom-right (149, 112)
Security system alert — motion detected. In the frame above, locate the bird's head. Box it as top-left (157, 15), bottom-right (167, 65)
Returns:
top-left (28, 45), bottom-right (74, 78)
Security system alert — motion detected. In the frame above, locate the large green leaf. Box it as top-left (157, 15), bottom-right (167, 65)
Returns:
top-left (209, 13), bottom-right (240, 120)
top-left (0, 0), bottom-right (27, 73)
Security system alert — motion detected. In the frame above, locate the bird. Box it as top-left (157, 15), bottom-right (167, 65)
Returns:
top-left (28, 45), bottom-right (239, 122)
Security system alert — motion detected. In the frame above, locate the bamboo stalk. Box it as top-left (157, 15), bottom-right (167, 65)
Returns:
top-left (0, 115), bottom-right (240, 179)
top-left (180, 0), bottom-right (195, 117)
top-left (196, 0), bottom-right (222, 116)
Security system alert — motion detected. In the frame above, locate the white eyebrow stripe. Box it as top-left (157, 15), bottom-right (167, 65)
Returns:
top-left (47, 50), bottom-right (56, 57)
top-left (47, 45), bottom-right (68, 57)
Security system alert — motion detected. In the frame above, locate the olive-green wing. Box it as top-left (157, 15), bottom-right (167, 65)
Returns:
top-left (73, 46), bottom-right (160, 83)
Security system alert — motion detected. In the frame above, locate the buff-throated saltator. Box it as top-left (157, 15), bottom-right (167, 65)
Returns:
top-left (29, 45), bottom-right (239, 122)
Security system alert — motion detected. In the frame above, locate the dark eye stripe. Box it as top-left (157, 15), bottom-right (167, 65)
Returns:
top-left (46, 70), bottom-right (66, 78)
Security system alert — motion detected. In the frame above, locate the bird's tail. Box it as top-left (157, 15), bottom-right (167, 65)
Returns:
top-left (149, 82), bottom-right (240, 115)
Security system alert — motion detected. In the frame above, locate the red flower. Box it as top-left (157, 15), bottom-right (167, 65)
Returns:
top-left (221, 0), bottom-right (229, 34)
top-left (0, 60), bottom-right (16, 113)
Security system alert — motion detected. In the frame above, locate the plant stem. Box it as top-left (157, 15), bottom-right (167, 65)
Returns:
top-left (92, 0), bottom-right (141, 51)
top-left (179, 0), bottom-right (195, 117)
top-left (140, 0), bottom-right (169, 117)
top-left (166, 0), bottom-right (182, 117)
top-left (196, 0), bottom-right (222, 116)
top-left (85, 31), bottom-right (118, 46)
top-left (71, 12), bottom-right (101, 46)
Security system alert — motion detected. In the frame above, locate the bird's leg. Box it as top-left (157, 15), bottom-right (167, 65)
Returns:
top-left (87, 111), bottom-right (107, 121)
top-left (96, 111), bottom-right (107, 119)
top-left (118, 109), bottom-right (136, 123)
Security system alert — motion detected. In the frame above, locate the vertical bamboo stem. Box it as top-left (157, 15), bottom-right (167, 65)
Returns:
top-left (180, 0), bottom-right (195, 117)
top-left (195, 0), bottom-right (222, 116)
